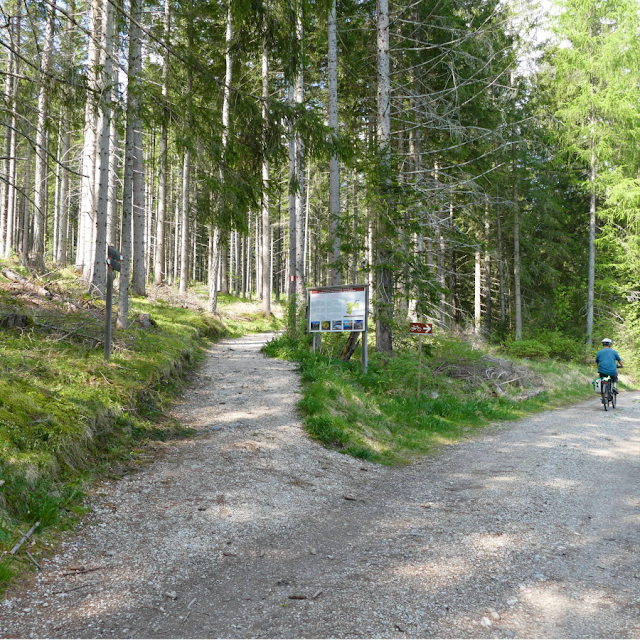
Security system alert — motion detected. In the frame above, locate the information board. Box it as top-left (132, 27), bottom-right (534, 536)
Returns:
top-left (308, 286), bottom-right (367, 332)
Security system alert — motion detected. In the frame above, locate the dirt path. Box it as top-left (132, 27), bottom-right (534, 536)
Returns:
top-left (2, 333), bottom-right (639, 639)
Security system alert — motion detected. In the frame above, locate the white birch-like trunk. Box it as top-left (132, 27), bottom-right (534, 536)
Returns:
top-left (327, 0), bottom-right (341, 285)
top-left (484, 212), bottom-right (492, 336)
top-left (31, 0), bottom-right (56, 270)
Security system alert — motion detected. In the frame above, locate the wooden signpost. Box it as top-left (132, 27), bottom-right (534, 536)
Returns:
top-left (105, 246), bottom-right (123, 361)
top-left (410, 322), bottom-right (433, 398)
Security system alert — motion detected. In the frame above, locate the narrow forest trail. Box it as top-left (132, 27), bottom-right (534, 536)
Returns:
top-left (2, 333), bottom-right (639, 639)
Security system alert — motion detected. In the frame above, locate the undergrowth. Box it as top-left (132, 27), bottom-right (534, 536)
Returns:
top-left (263, 332), bottom-right (598, 465)
top-left (0, 263), bottom-right (282, 590)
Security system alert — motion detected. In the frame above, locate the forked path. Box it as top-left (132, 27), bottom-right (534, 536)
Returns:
top-left (2, 333), bottom-right (639, 639)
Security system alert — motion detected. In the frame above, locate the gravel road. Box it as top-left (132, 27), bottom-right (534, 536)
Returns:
top-left (2, 333), bottom-right (639, 639)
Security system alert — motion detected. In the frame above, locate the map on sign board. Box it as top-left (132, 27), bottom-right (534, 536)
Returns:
top-left (309, 287), bottom-right (367, 332)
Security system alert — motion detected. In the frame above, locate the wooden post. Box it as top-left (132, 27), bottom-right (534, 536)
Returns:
top-left (418, 333), bottom-right (422, 399)
top-left (362, 284), bottom-right (369, 373)
top-left (104, 266), bottom-right (114, 360)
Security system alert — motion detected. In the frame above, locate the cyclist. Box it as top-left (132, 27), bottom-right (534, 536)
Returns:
top-left (596, 338), bottom-right (623, 394)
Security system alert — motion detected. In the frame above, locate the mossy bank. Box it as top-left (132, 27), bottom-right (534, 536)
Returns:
top-left (0, 265), bottom-right (281, 589)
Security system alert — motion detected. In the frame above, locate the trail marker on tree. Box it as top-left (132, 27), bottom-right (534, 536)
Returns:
top-left (105, 245), bottom-right (123, 361)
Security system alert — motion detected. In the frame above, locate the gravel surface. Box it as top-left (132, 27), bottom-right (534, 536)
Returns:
top-left (2, 332), bottom-right (639, 639)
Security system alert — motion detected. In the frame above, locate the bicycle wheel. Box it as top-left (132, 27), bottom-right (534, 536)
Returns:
top-left (602, 381), bottom-right (609, 411)
top-left (612, 386), bottom-right (617, 409)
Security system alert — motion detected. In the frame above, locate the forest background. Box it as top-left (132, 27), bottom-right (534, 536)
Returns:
top-left (1, 0), bottom-right (640, 366)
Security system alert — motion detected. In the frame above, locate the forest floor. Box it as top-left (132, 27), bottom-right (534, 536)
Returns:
top-left (1, 332), bottom-right (638, 639)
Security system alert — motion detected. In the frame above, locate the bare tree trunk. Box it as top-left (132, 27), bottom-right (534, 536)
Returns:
top-left (484, 209), bottom-right (492, 336)
top-left (179, 151), bottom-right (190, 294)
top-left (31, 0), bottom-right (56, 271)
top-left (57, 120), bottom-right (70, 265)
top-left (117, 0), bottom-right (141, 329)
top-left (90, 0), bottom-right (113, 294)
top-left (20, 135), bottom-right (32, 263)
top-left (78, 0), bottom-right (101, 275)
top-left (513, 167), bottom-right (522, 341)
top-left (496, 191), bottom-right (505, 326)
top-left (154, 0), bottom-right (171, 287)
top-left (586, 136), bottom-right (596, 347)
top-left (294, 12), bottom-right (305, 300)
top-left (375, 0), bottom-right (393, 355)
top-left (131, 121), bottom-right (145, 295)
top-left (208, 224), bottom-right (221, 312)
top-left (474, 246), bottom-right (481, 336)
top-left (288, 84), bottom-right (297, 326)
top-left (352, 167), bottom-right (358, 283)
top-left (327, 0), bottom-right (341, 285)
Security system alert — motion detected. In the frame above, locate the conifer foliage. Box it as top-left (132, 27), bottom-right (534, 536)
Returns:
top-left (0, 0), bottom-right (639, 348)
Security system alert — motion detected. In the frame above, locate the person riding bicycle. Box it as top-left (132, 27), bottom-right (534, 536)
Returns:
top-left (596, 338), bottom-right (623, 393)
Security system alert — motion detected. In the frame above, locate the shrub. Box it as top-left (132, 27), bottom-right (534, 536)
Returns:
top-left (536, 331), bottom-right (585, 362)
top-left (503, 339), bottom-right (550, 359)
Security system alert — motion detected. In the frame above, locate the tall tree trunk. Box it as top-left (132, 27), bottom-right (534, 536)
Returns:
top-left (294, 11), bottom-right (305, 300)
top-left (474, 246), bottom-right (481, 335)
top-left (586, 136), bottom-right (596, 347)
top-left (154, 0), bottom-right (171, 287)
top-left (208, 224), bottom-right (221, 312)
top-left (132, 122), bottom-right (145, 295)
top-left (3, 3), bottom-right (21, 259)
top-left (327, 0), bottom-right (341, 285)
top-left (208, 1), bottom-right (232, 311)
top-left (91, 0), bottom-right (113, 294)
top-left (513, 167), bottom-right (522, 341)
top-left (375, 0), bottom-right (393, 355)
top-left (287, 84), bottom-right (297, 326)
top-left (31, 0), bottom-right (56, 271)
top-left (261, 18), bottom-right (271, 315)
top-left (179, 151), bottom-right (191, 294)
top-left (496, 190), bottom-right (505, 326)
top-left (179, 2), bottom-right (194, 295)
top-left (117, 0), bottom-right (141, 329)
top-left (57, 118), bottom-right (70, 265)
top-left (484, 211), bottom-right (492, 336)
top-left (78, 0), bottom-right (101, 275)
top-left (352, 167), bottom-right (358, 283)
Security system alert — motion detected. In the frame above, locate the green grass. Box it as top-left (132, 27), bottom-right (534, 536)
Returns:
top-left (0, 264), bottom-right (282, 592)
top-left (263, 332), bottom-right (600, 465)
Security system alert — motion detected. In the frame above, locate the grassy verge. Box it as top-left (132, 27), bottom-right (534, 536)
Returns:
top-left (0, 264), bottom-right (282, 589)
top-left (263, 331), bottom-right (605, 465)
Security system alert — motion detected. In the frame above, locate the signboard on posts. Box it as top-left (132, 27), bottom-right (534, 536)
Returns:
top-left (308, 286), bottom-right (367, 333)
top-left (307, 284), bottom-right (370, 373)
top-left (410, 322), bottom-right (433, 334)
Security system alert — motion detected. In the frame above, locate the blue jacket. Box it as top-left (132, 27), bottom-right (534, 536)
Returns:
top-left (596, 348), bottom-right (621, 376)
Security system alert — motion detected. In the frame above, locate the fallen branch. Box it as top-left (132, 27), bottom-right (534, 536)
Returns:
top-left (52, 582), bottom-right (95, 595)
top-left (2, 269), bottom-right (52, 298)
top-left (26, 551), bottom-right (42, 570)
top-left (61, 565), bottom-right (106, 577)
top-left (9, 520), bottom-right (40, 555)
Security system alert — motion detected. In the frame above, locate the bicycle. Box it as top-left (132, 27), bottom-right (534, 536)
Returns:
top-left (600, 375), bottom-right (617, 411)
